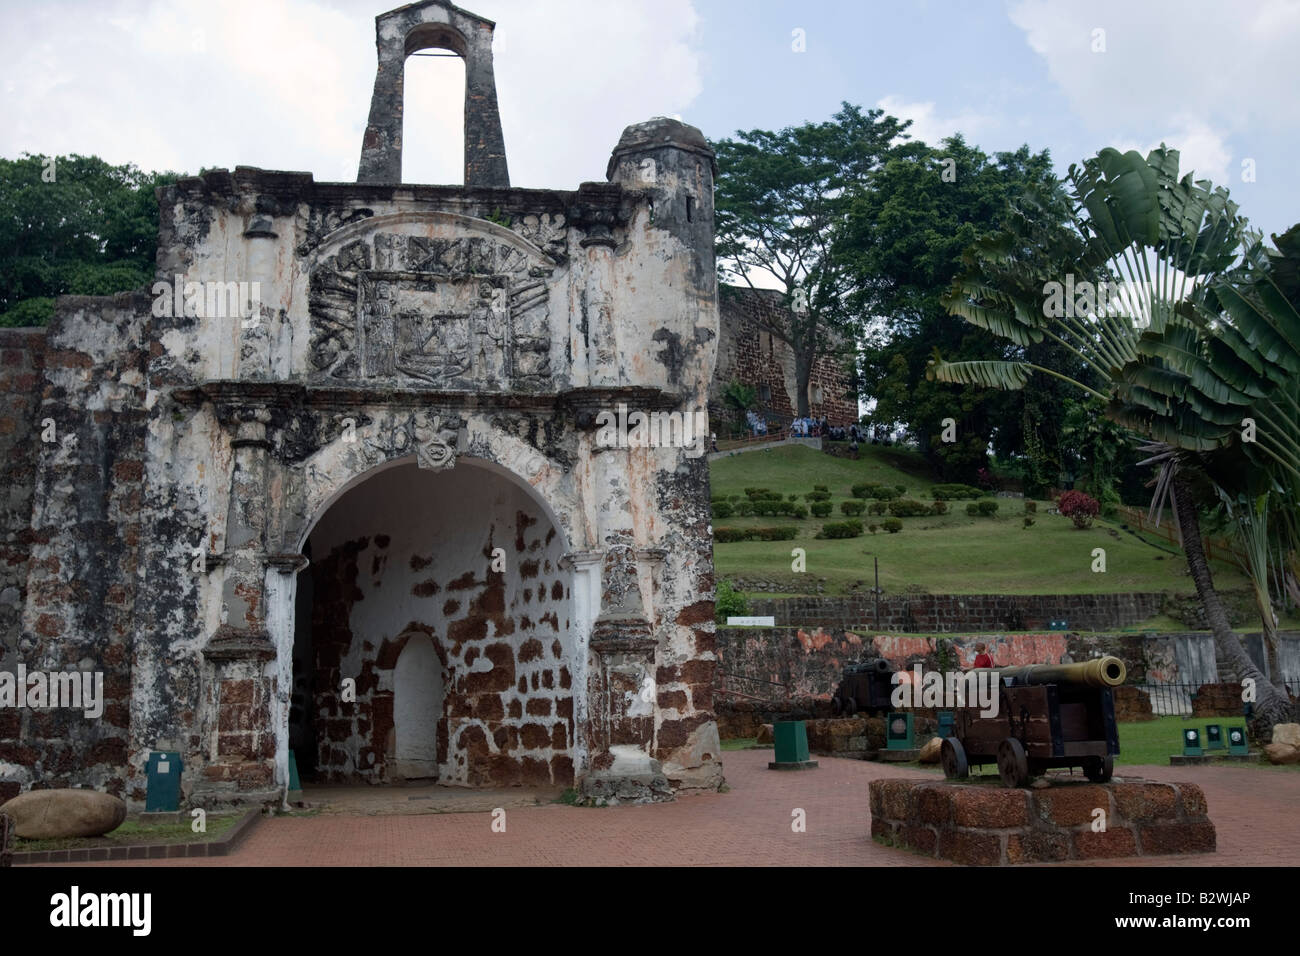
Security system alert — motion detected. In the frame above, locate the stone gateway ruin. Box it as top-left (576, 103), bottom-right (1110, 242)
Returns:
top-left (0, 0), bottom-right (722, 807)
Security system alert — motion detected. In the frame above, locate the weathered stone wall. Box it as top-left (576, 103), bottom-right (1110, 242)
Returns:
top-left (0, 328), bottom-right (46, 801)
top-left (2, 4), bottom-right (722, 808)
top-left (710, 285), bottom-right (856, 431)
top-left (6, 295), bottom-right (149, 800)
top-left (742, 591), bottom-right (1166, 633)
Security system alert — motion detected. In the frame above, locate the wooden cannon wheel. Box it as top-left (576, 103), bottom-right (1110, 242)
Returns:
top-left (997, 737), bottom-right (1030, 788)
top-left (840, 695), bottom-right (856, 717)
top-left (1084, 755), bottom-right (1114, 783)
top-left (940, 737), bottom-right (968, 779)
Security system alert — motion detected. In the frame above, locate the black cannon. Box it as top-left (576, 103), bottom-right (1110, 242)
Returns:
top-left (831, 658), bottom-right (895, 716)
top-left (940, 657), bottom-right (1125, 787)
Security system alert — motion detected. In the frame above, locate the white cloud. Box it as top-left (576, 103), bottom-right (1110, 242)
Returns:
top-left (0, 0), bottom-right (704, 188)
top-left (875, 95), bottom-right (995, 147)
top-left (1008, 0), bottom-right (1300, 132)
top-left (1113, 115), bottom-right (1232, 185)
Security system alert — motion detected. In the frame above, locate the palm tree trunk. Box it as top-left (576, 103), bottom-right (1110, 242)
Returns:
top-left (1171, 475), bottom-right (1295, 726)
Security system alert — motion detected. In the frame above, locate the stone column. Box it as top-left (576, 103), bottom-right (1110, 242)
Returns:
top-left (198, 405), bottom-right (280, 805)
top-left (578, 441), bottom-right (672, 804)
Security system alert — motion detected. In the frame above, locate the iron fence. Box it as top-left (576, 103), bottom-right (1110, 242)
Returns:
top-left (1130, 679), bottom-right (1300, 718)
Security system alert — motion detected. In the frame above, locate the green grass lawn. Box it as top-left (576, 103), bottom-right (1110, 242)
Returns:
top-left (718, 718), bottom-right (1295, 773)
top-left (14, 812), bottom-right (243, 853)
top-left (711, 445), bottom-right (1248, 596)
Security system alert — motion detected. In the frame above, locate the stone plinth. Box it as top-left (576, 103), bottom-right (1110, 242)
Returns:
top-left (869, 778), bottom-right (1215, 865)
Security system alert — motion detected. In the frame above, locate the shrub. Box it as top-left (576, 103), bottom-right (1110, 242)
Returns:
top-left (1023, 516), bottom-right (1035, 528)
top-left (810, 501), bottom-right (833, 517)
top-left (715, 579), bottom-right (748, 624)
top-left (895, 484), bottom-right (906, 494)
top-left (868, 524), bottom-right (878, 534)
top-left (814, 484), bottom-right (828, 493)
top-left (965, 502), bottom-right (980, 516)
top-left (714, 527), bottom-right (749, 543)
top-left (873, 485), bottom-right (900, 500)
top-left (1024, 500), bottom-right (1036, 514)
top-left (712, 501), bottom-right (734, 518)
top-left (734, 500), bottom-right (754, 516)
top-left (804, 490), bottom-right (831, 502)
top-left (930, 500), bottom-right (948, 515)
top-left (882, 518), bottom-right (903, 533)
top-left (888, 498), bottom-right (932, 518)
top-left (821, 519), bottom-right (864, 539)
top-left (743, 487), bottom-right (765, 497)
top-left (755, 526), bottom-right (798, 541)
top-left (727, 494), bottom-right (740, 503)
top-left (752, 500), bottom-right (776, 516)
top-left (1058, 490), bottom-right (1099, 529)
top-left (931, 483), bottom-right (983, 500)
top-left (840, 500), bottom-right (865, 516)
top-left (788, 493), bottom-right (799, 502)
top-left (792, 505), bottom-right (808, 519)
top-left (976, 499), bottom-right (999, 516)
top-left (851, 483), bottom-right (873, 499)
top-left (868, 501), bottom-right (887, 516)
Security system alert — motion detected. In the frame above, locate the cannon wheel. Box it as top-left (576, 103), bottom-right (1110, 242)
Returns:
top-left (997, 738), bottom-right (1030, 788)
top-left (841, 696), bottom-right (857, 717)
top-left (940, 737), bottom-right (969, 779)
top-left (1084, 755), bottom-right (1114, 783)
top-left (831, 696), bottom-right (843, 716)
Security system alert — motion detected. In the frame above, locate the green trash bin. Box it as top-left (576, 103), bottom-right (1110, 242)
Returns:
top-left (145, 751), bottom-right (182, 812)
top-left (768, 720), bottom-right (818, 770)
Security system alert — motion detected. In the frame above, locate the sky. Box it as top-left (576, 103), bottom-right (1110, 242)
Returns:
top-left (2, 0), bottom-right (1297, 240)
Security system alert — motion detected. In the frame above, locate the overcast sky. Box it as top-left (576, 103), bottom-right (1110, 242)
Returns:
top-left (2, 0), bottom-right (1297, 239)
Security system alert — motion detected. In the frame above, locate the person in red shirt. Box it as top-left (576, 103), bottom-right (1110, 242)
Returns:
top-left (972, 642), bottom-right (994, 669)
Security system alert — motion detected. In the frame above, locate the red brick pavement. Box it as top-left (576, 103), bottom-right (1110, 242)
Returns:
top-left (41, 750), bottom-right (1300, 867)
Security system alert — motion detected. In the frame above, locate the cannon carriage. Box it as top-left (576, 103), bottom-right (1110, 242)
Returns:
top-left (940, 657), bottom-right (1125, 787)
top-left (830, 658), bottom-right (895, 716)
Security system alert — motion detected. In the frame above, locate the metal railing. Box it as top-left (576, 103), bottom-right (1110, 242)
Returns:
top-left (1128, 678), bottom-right (1300, 717)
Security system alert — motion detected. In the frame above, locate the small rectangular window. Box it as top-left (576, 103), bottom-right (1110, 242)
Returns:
top-left (686, 195), bottom-right (694, 222)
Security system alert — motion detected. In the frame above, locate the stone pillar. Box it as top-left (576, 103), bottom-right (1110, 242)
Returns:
top-left (578, 441), bottom-right (672, 804)
top-left (198, 405), bottom-right (280, 805)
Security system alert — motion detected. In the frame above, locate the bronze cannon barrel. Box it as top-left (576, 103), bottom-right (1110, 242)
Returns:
top-left (977, 656), bottom-right (1127, 688)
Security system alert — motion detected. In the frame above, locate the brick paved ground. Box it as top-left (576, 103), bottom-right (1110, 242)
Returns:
top-left (43, 750), bottom-right (1300, 867)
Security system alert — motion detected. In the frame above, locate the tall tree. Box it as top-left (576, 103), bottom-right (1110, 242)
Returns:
top-left (932, 146), bottom-right (1296, 726)
top-left (711, 104), bottom-right (910, 417)
top-left (844, 135), bottom-right (1075, 482)
top-left (0, 153), bottom-right (178, 326)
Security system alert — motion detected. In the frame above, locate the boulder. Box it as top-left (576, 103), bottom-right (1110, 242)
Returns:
top-left (917, 736), bottom-right (942, 764)
top-left (1271, 723), bottom-right (1300, 749)
top-left (1264, 742), bottom-right (1300, 766)
top-left (756, 724), bottom-right (774, 745)
top-left (0, 789), bottom-right (127, 840)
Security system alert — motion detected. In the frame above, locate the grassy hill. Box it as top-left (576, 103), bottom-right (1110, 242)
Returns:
top-left (710, 444), bottom-right (1249, 597)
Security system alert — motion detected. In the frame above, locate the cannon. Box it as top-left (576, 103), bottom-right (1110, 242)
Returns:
top-left (940, 656), bottom-right (1126, 787)
top-left (831, 658), bottom-right (894, 717)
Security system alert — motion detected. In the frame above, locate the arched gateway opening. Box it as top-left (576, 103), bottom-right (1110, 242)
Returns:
top-left (289, 457), bottom-right (575, 788)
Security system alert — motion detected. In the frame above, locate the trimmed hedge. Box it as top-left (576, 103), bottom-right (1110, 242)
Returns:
top-left (821, 519), bottom-right (864, 539)
top-left (867, 501), bottom-right (887, 516)
top-left (965, 499), bottom-right (999, 516)
top-left (712, 501), bottom-right (734, 518)
top-left (810, 501), bottom-right (833, 517)
top-left (804, 490), bottom-right (831, 502)
top-left (930, 500), bottom-right (948, 515)
top-left (931, 483), bottom-right (983, 500)
top-left (887, 498), bottom-right (931, 518)
top-left (714, 526), bottom-right (798, 542)
top-left (840, 500), bottom-right (865, 516)
top-left (850, 482), bottom-right (901, 500)
top-left (882, 518), bottom-right (903, 533)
